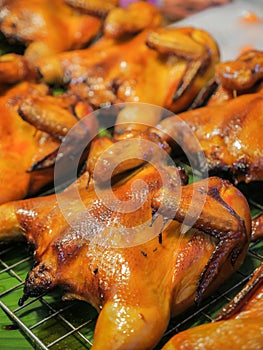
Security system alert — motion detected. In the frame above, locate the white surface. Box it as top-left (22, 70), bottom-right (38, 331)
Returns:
top-left (172, 0), bottom-right (263, 61)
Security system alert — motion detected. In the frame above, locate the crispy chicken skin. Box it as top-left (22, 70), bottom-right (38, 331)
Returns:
top-left (162, 262), bottom-right (263, 350)
top-left (0, 2), bottom-right (219, 112)
top-left (208, 50), bottom-right (263, 105)
top-left (37, 25), bottom-right (219, 113)
top-left (103, 1), bottom-right (162, 38)
top-left (0, 81), bottom-right (96, 204)
top-left (157, 91), bottom-right (263, 183)
top-left (0, 82), bottom-right (58, 203)
top-left (0, 162), bottom-right (251, 349)
top-left (214, 50), bottom-right (263, 94)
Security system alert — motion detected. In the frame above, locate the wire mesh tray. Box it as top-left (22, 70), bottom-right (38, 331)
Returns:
top-left (0, 199), bottom-right (262, 349)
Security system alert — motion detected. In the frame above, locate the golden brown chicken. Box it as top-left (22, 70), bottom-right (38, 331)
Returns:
top-left (207, 50), bottom-right (263, 105)
top-left (0, 2), bottom-right (219, 113)
top-left (0, 0), bottom-right (102, 62)
top-left (162, 262), bottom-right (263, 350)
top-left (0, 81), bottom-right (97, 204)
top-left (0, 1), bottom-right (160, 85)
top-left (0, 0), bottom-right (105, 85)
top-left (0, 82), bottom-right (57, 203)
top-left (215, 50), bottom-right (263, 93)
top-left (34, 2), bottom-right (219, 113)
top-left (65, 0), bottom-right (119, 17)
top-left (156, 90), bottom-right (263, 184)
top-left (252, 214), bottom-right (263, 241)
top-left (103, 1), bottom-right (163, 38)
top-left (0, 160), bottom-right (251, 349)
top-left (0, 53), bottom-right (38, 84)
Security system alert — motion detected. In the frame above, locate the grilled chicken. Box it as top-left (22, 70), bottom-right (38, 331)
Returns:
top-left (156, 90), bottom-right (263, 184)
top-left (162, 262), bottom-right (263, 350)
top-left (0, 81), bottom-right (97, 204)
top-left (36, 19), bottom-right (219, 112)
top-left (65, 0), bottom-right (119, 17)
top-left (0, 0), bottom-right (103, 84)
top-left (214, 50), bottom-right (263, 94)
top-left (0, 82), bottom-right (58, 203)
top-left (0, 0), bottom-right (102, 62)
top-left (252, 214), bottom-right (263, 241)
top-left (207, 50), bottom-right (263, 105)
top-left (0, 161), bottom-right (251, 349)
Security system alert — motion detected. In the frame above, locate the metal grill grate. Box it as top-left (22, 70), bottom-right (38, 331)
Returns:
top-left (0, 241), bottom-right (97, 349)
top-left (1, 234), bottom-right (262, 349)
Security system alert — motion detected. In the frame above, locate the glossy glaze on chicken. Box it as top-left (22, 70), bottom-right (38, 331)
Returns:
top-left (0, 160), bottom-right (251, 349)
top-left (156, 90), bottom-right (263, 184)
top-left (0, 81), bottom-right (97, 204)
top-left (0, 0), bottom-right (102, 62)
top-left (0, 2), bottom-right (261, 349)
top-left (162, 262), bottom-right (263, 350)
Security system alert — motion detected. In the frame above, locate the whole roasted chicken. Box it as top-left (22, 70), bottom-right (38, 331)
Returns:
top-left (33, 2), bottom-right (219, 113)
top-left (0, 158), bottom-right (251, 348)
top-left (162, 262), bottom-right (263, 350)
top-left (0, 81), bottom-right (97, 204)
top-left (0, 2), bottom-right (220, 113)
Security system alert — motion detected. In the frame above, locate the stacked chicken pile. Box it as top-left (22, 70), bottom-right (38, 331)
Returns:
top-left (0, 1), bottom-right (262, 349)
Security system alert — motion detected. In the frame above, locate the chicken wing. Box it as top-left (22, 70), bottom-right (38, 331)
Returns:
top-left (0, 162), bottom-right (251, 349)
top-left (215, 50), bottom-right (263, 93)
top-left (0, 81), bottom-right (97, 204)
top-left (207, 50), bottom-right (263, 105)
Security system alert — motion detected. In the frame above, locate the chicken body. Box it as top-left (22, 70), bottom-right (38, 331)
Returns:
top-left (38, 26), bottom-right (219, 113)
top-left (0, 0), bottom-right (102, 62)
top-left (0, 162), bottom-right (251, 349)
top-left (157, 91), bottom-right (263, 183)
